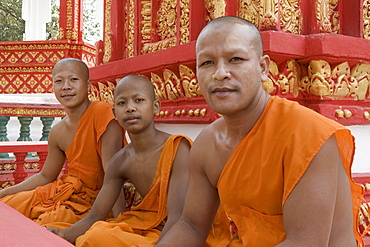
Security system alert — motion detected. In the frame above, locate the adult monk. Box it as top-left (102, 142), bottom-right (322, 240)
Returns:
top-left (156, 16), bottom-right (364, 247)
top-left (48, 75), bottom-right (194, 246)
top-left (0, 58), bottom-right (124, 227)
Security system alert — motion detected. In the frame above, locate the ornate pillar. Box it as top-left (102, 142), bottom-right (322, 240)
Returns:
top-left (13, 152), bottom-right (28, 184)
top-left (59, 0), bottom-right (84, 42)
top-left (40, 117), bottom-right (55, 141)
top-left (0, 116), bottom-right (10, 158)
top-left (17, 117), bottom-right (33, 141)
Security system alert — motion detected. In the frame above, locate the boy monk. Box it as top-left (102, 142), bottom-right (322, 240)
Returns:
top-left (0, 58), bottom-right (124, 227)
top-left (156, 16), bottom-right (363, 246)
top-left (48, 74), bottom-right (193, 246)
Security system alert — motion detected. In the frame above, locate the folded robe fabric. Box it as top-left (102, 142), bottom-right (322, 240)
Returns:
top-left (76, 135), bottom-right (193, 247)
top-left (1, 101), bottom-right (118, 227)
top-left (217, 96), bottom-right (364, 246)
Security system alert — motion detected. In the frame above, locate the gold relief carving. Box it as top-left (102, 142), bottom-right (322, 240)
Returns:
top-left (264, 60), bottom-right (300, 97)
top-left (238, 0), bottom-right (260, 27)
top-left (206, 0), bottom-right (226, 21)
top-left (180, 0), bottom-right (190, 44)
top-left (299, 60), bottom-right (369, 99)
top-left (351, 63), bottom-right (370, 100)
top-left (142, 37), bottom-right (177, 54)
top-left (5, 86), bottom-right (16, 94)
top-left (315, 0), bottom-right (339, 33)
top-left (151, 73), bottom-right (167, 100)
top-left (59, 27), bottom-right (65, 39)
top-left (364, 111), bottom-right (370, 120)
top-left (364, 0), bottom-right (370, 39)
top-left (151, 65), bottom-right (201, 100)
top-left (22, 55), bottom-right (32, 63)
top-left (103, 0), bottom-right (112, 63)
top-left (179, 65), bottom-right (202, 97)
top-left (36, 55), bottom-right (47, 63)
top-left (141, 0), bottom-right (152, 44)
top-left (9, 54), bottom-right (19, 64)
top-left (126, 0), bottom-right (135, 58)
top-left (260, 0), bottom-right (278, 30)
top-left (163, 69), bottom-right (185, 100)
top-left (95, 81), bottom-right (115, 104)
top-left (157, 0), bottom-right (177, 40)
top-left (335, 108), bottom-right (344, 118)
top-left (280, 0), bottom-right (302, 34)
top-left (343, 109), bottom-right (352, 118)
top-left (89, 84), bottom-right (101, 101)
top-left (0, 107), bottom-right (65, 117)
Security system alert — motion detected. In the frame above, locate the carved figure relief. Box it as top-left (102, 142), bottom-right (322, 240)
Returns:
top-left (364, 0), bottom-right (370, 39)
top-left (315, 0), bottom-right (339, 33)
top-left (280, 0), bottom-right (302, 34)
top-left (205, 0), bottom-right (226, 21)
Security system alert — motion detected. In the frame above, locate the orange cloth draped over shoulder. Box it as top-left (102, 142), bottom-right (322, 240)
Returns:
top-left (217, 96), bottom-right (364, 246)
top-left (76, 135), bottom-right (193, 247)
top-left (1, 101), bottom-right (121, 227)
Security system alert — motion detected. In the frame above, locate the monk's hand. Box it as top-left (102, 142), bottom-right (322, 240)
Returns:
top-left (47, 227), bottom-right (66, 239)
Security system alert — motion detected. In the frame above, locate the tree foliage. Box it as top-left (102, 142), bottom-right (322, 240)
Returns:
top-left (0, 0), bottom-right (25, 41)
top-left (0, 0), bottom-right (100, 43)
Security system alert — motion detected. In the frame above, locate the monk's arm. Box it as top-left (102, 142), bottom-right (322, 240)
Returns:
top-left (100, 119), bottom-right (126, 216)
top-left (275, 135), bottom-right (352, 246)
top-left (157, 139), bottom-right (191, 241)
top-left (0, 126), bottom-right (66, 198)
top-left (156, 139), bottom-right (219, 246)
top-left (49, 153), bottom-right (124, 244)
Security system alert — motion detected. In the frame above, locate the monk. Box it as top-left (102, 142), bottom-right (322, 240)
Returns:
top-left (0, 58), bottom-right (124, 227)
top-left (47, 75), bottom-right (193, 246)
top-left (156, 16), bottom-right (364, 247)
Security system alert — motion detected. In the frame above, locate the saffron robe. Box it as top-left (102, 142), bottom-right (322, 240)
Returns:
top-left (75, 135), bottom-right (193, 247)
top-left (217, 96), bottom-right (364, 246)
top-left (1, 101), bottom-right (118, 227)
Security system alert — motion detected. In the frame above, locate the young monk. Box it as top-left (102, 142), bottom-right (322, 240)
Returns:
top-left (0, 58), bottom-right (124, 227)
top-left (156, 16), bottom-right (364, 246)
top-left (48, 74), bottom-right (193, 246)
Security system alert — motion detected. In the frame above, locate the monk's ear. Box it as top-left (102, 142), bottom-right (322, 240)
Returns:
top-left (153, 99), bottom-right (160, 114)
top-left (260, 55), bottom-right (270, 82)
top-left (87, 79), bottom-right (91, 92)
top-left (112, 107), bottom-right (117, 120)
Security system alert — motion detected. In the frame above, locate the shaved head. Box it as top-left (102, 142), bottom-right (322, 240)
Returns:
top-left (52, 58), bottom-right (90, 81)
top-left (196, 16), bottom-right (263, 57)
top-left (115, 75), bottom-right (156, 101)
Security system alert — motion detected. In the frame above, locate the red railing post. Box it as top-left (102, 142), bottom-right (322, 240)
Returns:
top-left (13, 152), bottom-right (28, 184)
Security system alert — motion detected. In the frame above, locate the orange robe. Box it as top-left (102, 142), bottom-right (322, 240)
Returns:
top-left (217, 96), bottom-right (364, 246)
top-left (76, 135), bottom-right (192, 247)
top-left (1, 101), bottom-right (119, 227)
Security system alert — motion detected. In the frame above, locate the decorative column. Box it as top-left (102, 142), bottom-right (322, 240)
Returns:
top-left (13, 152), bottom-right (28, 184)
top-left (0, 116), bottom-right (10, 158)
top-left (59, 0), bottom-right (84, 42)
top-left (17, 117), bottom-right (33, 141)
top-left (40, 117), bottom-right (55, 141)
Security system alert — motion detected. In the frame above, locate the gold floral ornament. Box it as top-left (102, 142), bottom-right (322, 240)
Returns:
top-left (156, 0), bottom-right (177, 40)
top-left (164, 69), bottom-right (185, 100)
top-left (315, 0), bottom-right (339, 33)
top-left (179, 65), bottom-right (202, 97)
top-left (364, 0), bottom-right (370, 40)
top-left (205, 0), bottom-right (226, 22)
top-left (299, 60), bottom-right (370, 99)
top-left (151, 73), bottom-right (167, 101)
top-left (351, 63), bottom-right (370, 100)
top-left (263, 60), bottom-right (300, 97)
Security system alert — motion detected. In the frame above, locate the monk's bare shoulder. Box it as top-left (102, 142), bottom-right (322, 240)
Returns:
top-left (190, 118), bottom-right (227, 186)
